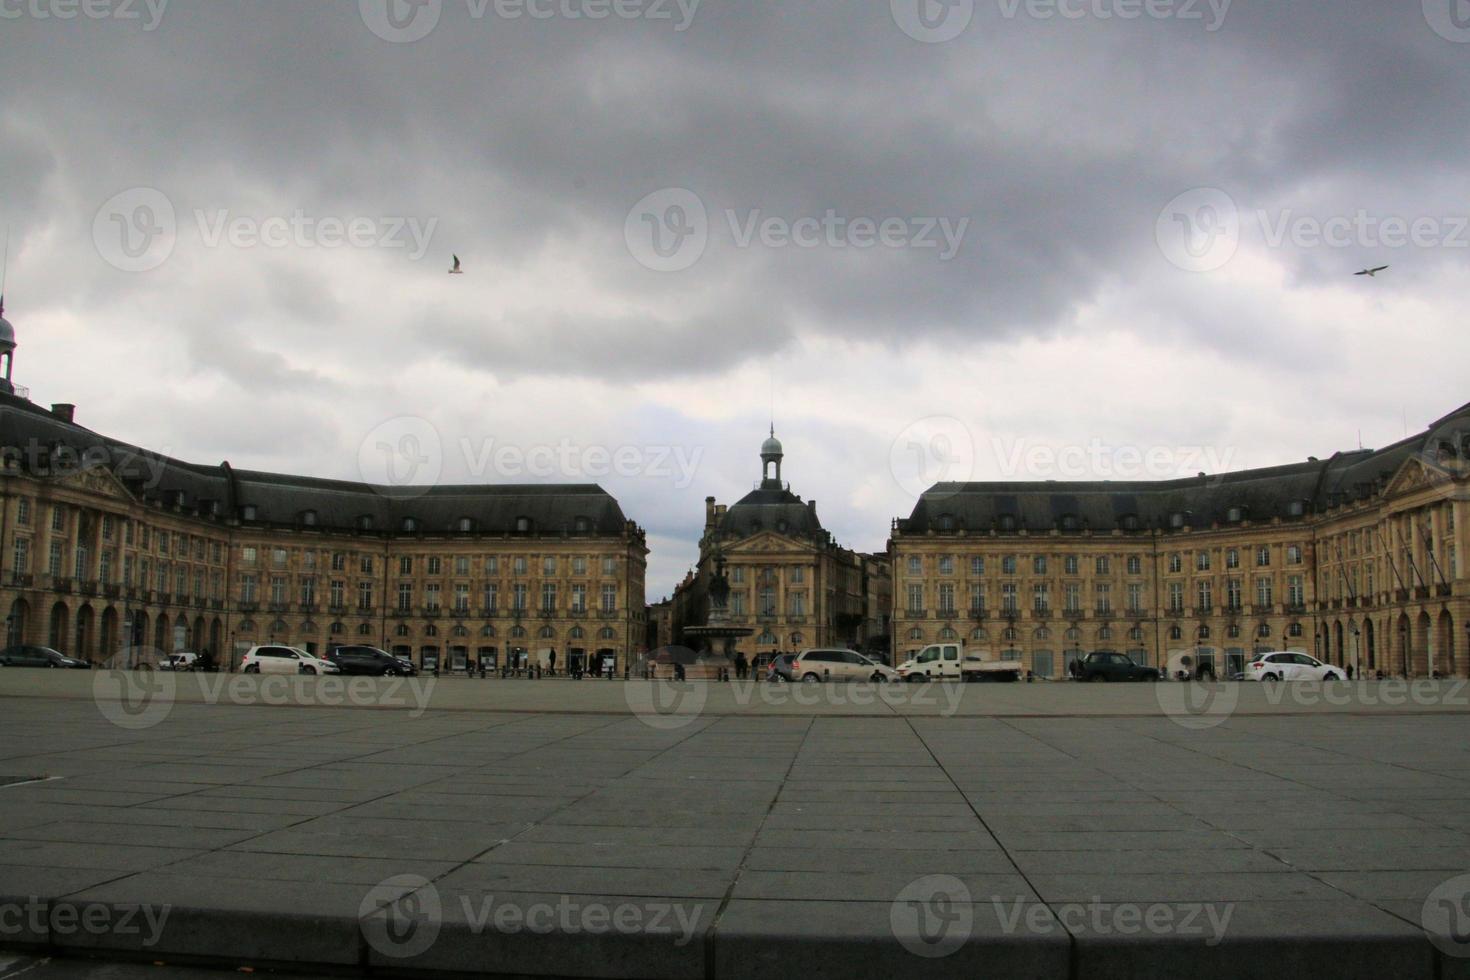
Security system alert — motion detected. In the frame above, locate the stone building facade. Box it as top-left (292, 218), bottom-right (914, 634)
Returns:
top-left (889, 404), bottom-right (1470, 679)
top-left (672, 432), bottom-right (891, 660)
top-left (0, 309), bottom-right (647, 670)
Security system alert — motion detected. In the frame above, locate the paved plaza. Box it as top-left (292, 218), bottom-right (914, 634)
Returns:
top-left (1, 673), bottom-right (1469, 978)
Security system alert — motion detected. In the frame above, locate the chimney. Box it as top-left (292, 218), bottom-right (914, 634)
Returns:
top-left (51, 403), bottom-right (75, 424)
top-left (705, 496), bottom-right (716, 529)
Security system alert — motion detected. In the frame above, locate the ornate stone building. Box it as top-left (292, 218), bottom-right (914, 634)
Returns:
top-left (889, 404), bottom-right (1470, 678)
top-left (0, 308), bottom-right (647, 670)
top-left (673, 431), bottom-right (891, 660)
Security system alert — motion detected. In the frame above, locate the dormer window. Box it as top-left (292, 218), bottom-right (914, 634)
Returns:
top-left (1060, 514), bottom-right (1078, 532)
top-left (937, 514), bottom-right (955, 531)
top-left (357, 515), bottom-right (374, 531)
top-left (457, 517), bottom-right (473, 533)
top-left (301, 510), bottom-right (317, 527)
top-left (1170, 512), bottom-right (1186, 529)
top-left (515, 516), bottom-right (532, 533)
top-left (574, 516), bottom-right (591, 533)
top-left (1120, 514), bottom-right (1140, 531)
top-left (240, 504), bottom-right (257, 522)
top-left (998, 514), bottom-right (1017, 532)
top-left (401, 517), bottom-right (417, 532)
top-left (1287, 500), bottom-right (1306, 518)
top-left (1226, 506), bottom-right (1243, 523)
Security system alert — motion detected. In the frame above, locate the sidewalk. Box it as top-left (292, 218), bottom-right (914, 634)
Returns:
top-left (0, 684), bottom-right (1467, 978)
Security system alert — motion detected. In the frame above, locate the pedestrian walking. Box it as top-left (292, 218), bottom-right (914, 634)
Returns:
top-left (548, 648), bottom-right (557, 677)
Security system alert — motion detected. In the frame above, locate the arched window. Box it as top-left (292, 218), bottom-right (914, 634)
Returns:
top-left (938, 627), bottom-right (957, 640)
top-left (452, 624), bottom-right (468, 637)
top-left (1098, 626), bottom-right (1112, 641)
top-left (1002, 627), bottom-right (1018, 642)
top-left (425, 624), bottom-right (438, 637)
top-left (789, 631), bottom-right (803, 645)
top-left (1227, 624), bottom-right (1240, 638)
top-left (510, 626), bottom-right (527, 639)
top-left (1065, 627), bottom-right (1081, 642)
top-left (908, 627), bottom-right (924, 640)
top-left (568, 626), bottom-right (585, 640)
top-left (330, 622), bottom-right (344, 635)
top-left (1198, 625), bottom-right (1211, 640)
top-left (481, 625), bottom-right (496, 637)
top-left (599, 627), bottom-right (616, 640)
top-left (1289, 622), bottom-right (1303, 637)
top-left (395, 624), bottom-right (410, 637)
top-left (971, 627), bottom-right (988, 641)
top-left (1034, 627), bottom-right (1050, 641)
top-left (1128, 626), bottom-right (1143, 641)
top-left (758, 630), bottom-right (778, 644)
top-left (238, 619), bottom-right (256, 633)
top-left (358, 623), bottom-right (373, 635)
top-left (1169, 625), bottom-right (1182, 640)
top-left (539, 626), bottom-right (555, 639)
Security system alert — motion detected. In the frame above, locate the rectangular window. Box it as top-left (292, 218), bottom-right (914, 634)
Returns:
top-left (968, 583), bottom-right (985, 612)
top-left (602, 556), bottom-right (616, 575)
top-left (426, 583), bottom-right (442, 610)
top-left (1167, 582), bottom-right (1183, 612)
top-left (358, 581), bottom-right (374, 610)
top-left (600, 584), bottom-right (617, 612)
top-left (15, 498), bottom-right (29, 526)
top-left (1196, 551), bottom-right (1210, 571)
top-left (573, 557), bottom-right (587, 576)
top-left (1226, 578), bottom-right (1241, 610)
top-left (938, 583), bottom-right (955, 613)
top-left (907, 556), bottom-right (921, 575)
top-left (541, 583), bottom-right (557, 612)
top-left (762, 587), bottom-right (779, 616)
top-left (1226, 548), bottom-right (1239, 569)
top-left (1001, 583), bottom-right (1018, 613)
top-left (1256, 545), bottom-right (1271, 567)
top-left (788, 591), bottom-right (806, 616)
top-left (1288, 575), bottom-right (1304, 607)
top-left (791, 566), bottom-right (805, 584)
top-left (1094, 583), bottom-right (1111, 614)
top-left (75, 545), bottom-right (90, 579)
top-left (906, 584), bottom-right (923, 615)
top-left (485, 555), bottom-right (499, 574)
top-left (1256, 577), bottom-right (1273, 606)
top-left (1196, 580), bottom-right (1212, 610)
top-left (731, 566), bottom-right (744, 584)
top-left (1126, 583), bottom-right (1143, 612)
top-left (175, 566), bottom-right (186, 596)
top-left (514, 557), bottom-right (527, 576)
top-left (730, 591), bottom-right (745, 616)
top-left (1095, 556), bottom-right (1110, 575)
top-left (571, 584), bottom-right (586, 612)
top-left (51, 506), bottom-right (64, 532)
top-left (301, 576), bottom-right (317, 605)
top-left (272, 548), bottom-right (287, 567)
top-left (455, 556), bottom-right (470, 576)
top-left (241, 546), bottom-right (257, 565)
top-left (1064, 555), bottom-right (1079, 575)
top-left (331, 552), bottom-right (345, 572)
top-left (330, 579), bottom-right (345, 607)
top-left (1034, 556), bottom-right (1047, 575)
top-left (12, 537), bottom-right (28, 574)
top-left (101, 515), bottom-right (114, 539)
top-left (1127, 555), bottom-right (1142, 575)
top-left (428, 556), bottom-right (442, 576)
top-left (398, 583), bottom-right (412, 611)
top-left (1033, 584), bottom-right (1049, 612)
top-left (241, 574), bottom-right (257, 603)
top-left (399, 556), bottom-right (413, 575)
top-left (1064, 583), bottom-right (1081, 613)
top-left (970, 556), bottom-right (985, 576)
top-left (1168, 554), bottom-right (1182, 573)
top-left (483, 584), bottom-right (498, 611)
top-left (938, 556), bottom-right (954, 575)
top-left (544, 556), bottom-right (557, 576)
top-left (513, 584), bottom-right (527, 611)
top-left (455, 583), bottom-right (470, 611)
top-left (1002, 556), bottom-right (1017, 575)
top-left (1287, 545), bottom-right (1303, 565)
top-left (212, 541), bottom-right (223, 564)
top-left (360, 555), bottom-right (374, 575)
top-left (271, 576), bottom-right (287, 604)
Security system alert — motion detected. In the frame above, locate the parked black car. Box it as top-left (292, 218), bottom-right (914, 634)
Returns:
top-left (324, 645), bottom-right (418, 676)
top-left (1070, 651), bottom-right (1160, 682)
top-left (0, 645), bottom-right (91, 669)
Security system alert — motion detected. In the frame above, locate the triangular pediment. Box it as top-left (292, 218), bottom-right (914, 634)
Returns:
top-left (1383, 453), bottom-right (1461, 499)
top-left (720, 530), bottom-right (818, 554)
top-left (51, 463), bottom-right (137, 502)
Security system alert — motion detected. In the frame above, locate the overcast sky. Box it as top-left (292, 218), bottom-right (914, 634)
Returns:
top-left (2, 0), bottom-right (1468, 598)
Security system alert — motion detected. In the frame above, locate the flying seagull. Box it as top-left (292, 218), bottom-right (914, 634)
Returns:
top-left (449, 255), bottom-right (464, 275)
top-left (1354, 265), bottom-right (1389, 277)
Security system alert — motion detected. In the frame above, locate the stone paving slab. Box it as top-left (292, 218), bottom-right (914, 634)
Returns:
top-left (2, 680), bottom-right (1470, 977)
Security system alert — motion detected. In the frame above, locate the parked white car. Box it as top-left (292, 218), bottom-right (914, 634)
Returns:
top-left (240, 645), bottom-right (340, 675)
top-left (1247, 651), bottom-right (1344, 682)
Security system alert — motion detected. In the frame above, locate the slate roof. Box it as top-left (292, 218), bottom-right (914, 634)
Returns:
top-left (898, 402), bottom-right (1470, 534)
top-left (718, 486), bottom-right (824, 539)
top-left (0, 393), bottom-right (633, 536)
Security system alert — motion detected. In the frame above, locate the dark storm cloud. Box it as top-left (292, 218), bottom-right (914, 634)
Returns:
top-left (2, 0), bottom-right (1466, 380)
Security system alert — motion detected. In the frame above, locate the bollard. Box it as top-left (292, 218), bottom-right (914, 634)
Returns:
top-left (824, 668), bottom-right (830, 682)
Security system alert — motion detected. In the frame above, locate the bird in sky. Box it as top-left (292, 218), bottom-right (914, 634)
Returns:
top-left (449, 255), bottom-right (464, 275)
top-left (1354, 265), bottom-right (1389, 277)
